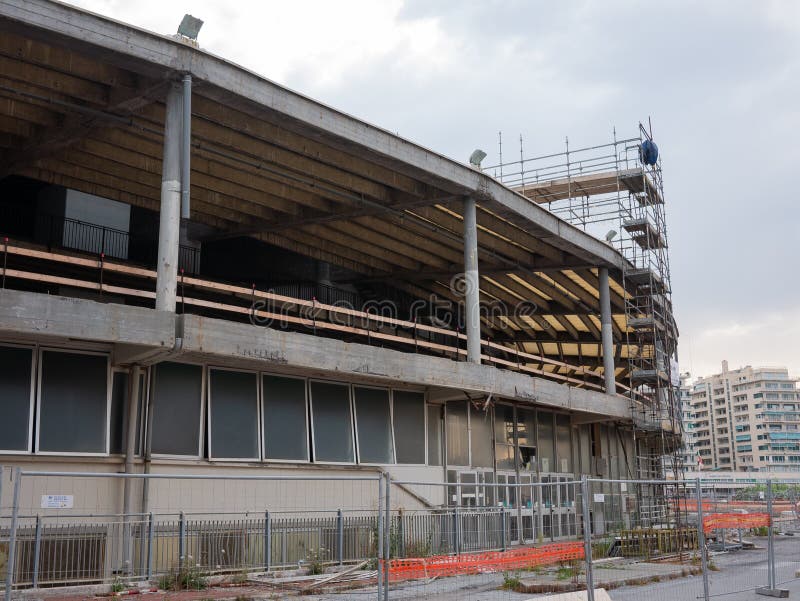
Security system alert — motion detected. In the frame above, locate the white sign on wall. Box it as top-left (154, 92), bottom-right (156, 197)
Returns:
top-left (41, 494), bottom-right (73, 509)
top-left (593, 493), bottom-right (605, 503)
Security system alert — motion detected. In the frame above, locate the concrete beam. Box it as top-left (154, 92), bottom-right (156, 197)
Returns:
top-left (0, 289), bottom-right (174, 348)
top-left (0, 0), bottom-right (628, 271)
top-left (179, 313), bottom-right (631, 420)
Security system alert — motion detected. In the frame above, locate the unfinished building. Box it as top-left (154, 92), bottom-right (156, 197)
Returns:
top-left (0, 0), bottom-right (681, 580)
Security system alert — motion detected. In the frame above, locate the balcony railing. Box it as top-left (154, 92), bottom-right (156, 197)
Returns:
top-left (0, 242), bottom-right (644, 399)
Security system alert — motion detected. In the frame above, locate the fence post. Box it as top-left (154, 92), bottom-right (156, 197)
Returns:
top-left (146, 512), bottom-right (154, 580)
top-left (32, 515), bottom-right (42, 589)
top-left (501, 509), bottom-right (507, 552)
top-left (377, 475), bottom-right (384, 601)
top-left (178, 512), bottom-right (186, 569)
top-left (4, 467), bottom-right (22, 601)
top-left (580, 476), bottom-right (595, 601)
top-left (337, 509), bottom-right (344, 566)
top-left (767, 479), bottom-right (775, 590)
top-left (264, 510), bottom-right (271, 573)
top-left (696, 478), bottom-right (710, 601)
top-left (398, 509), bottom-right (405, 558)
top-left (453, 505), bottom-right (460, 555)
top-left (384, 473), bottom-right (390, 601)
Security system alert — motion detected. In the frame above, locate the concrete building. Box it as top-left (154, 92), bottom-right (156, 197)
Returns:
top-left (689, 362), bottom-right (800, 472)
top-left (0, 0), bottom-right (680, 568)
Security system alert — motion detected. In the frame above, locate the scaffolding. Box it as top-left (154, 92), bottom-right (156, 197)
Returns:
top-left (488, 124), bottom-right (683, 502)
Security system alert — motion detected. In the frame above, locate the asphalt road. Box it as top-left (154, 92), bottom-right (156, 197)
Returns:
top-left (612, 535), bottom-right (800, 601)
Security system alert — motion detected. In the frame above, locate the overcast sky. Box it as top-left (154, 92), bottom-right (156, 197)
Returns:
top-left (68, 0), bottom-right (800, 380)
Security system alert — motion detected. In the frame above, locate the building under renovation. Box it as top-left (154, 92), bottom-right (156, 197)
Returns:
top-left (0, 0), bottom-right (681, 566)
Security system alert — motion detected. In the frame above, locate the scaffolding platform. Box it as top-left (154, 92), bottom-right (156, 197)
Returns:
top-left (624, 268), bottom-right (666, 292)
top-left (623, 218), bottom-right (667, 250)
top-left (513, 167), bottom-right (662, 204)
top-left (628, 315), bottom-right (666, 332)
top-left (631, 368), bottom-right (669, 385)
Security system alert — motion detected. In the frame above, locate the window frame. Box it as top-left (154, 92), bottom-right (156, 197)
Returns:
top-left (35, 347), bottom-right (111, 457)
top-left (260, 371), bottom-right (311, 464)
top-left (0, 343), bottom-right (36, 455)
top-left (308, 378), bottom-right (357, 465)
top-left (353, 384), bottom-right (396, 466)
top-left (389, 388), bottom-right (428, 467)
top-left (148, 360), bottom-right (206, 460)
top-left (207, 366), bottom-right (261, 462)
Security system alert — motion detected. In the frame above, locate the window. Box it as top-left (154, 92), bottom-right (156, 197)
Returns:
top-left (354, 387), bottom-right (393, 464)
top-left (262, 375), bottom-right (309, 461)
top-left (445, 402), bottom-right (469, 465)
top-left (517, 408), bottom-right (537, 471)
top-left (555, 414), bottom-right (572, 473)
top-left (0, 345), bottom-right (34, 452)
top-left (470, 404), bottom-right (494, 468)
top-left (150, 362), bottom-right (203, 456)
top-left (310, 381), bottom-right (354, 463)
top-left (209, 369), bottom-right (259, 460)
top-left (426, 404), bottom-right (443, 466)
top-left (393, 391), bottom-right (425, 464)
top-left (110, 371), bottom-right (128, 455)
top-left (38, 350), bottom-right (109, 454)
top-left (538, 411), bottom-right (555, 473)
top-left (494, 404), bottom-right (517, 470)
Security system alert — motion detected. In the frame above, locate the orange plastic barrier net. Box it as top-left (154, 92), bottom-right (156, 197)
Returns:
top-left (702, 512), bottom-right (771, 533)
top-left (382, 541), bottom-right (585, 581)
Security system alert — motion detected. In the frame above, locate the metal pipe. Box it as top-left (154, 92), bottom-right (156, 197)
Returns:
top-left (32, 515), bottom-right (42, 589)
top-left (5, 468), bottom-right (22, 601)
top-left (155, 81), bottom-right (183, 312)
top-left (377, 475), bottom-right (384, 600)
top-left (462, 196), bottom-right (481, 364)
top-left (598, 267), bottom-right (616, 394)
top-left (22, 470), bottom-right (380, 481)
top-left (580, 476), bottom-right (595, 601)
top-left (696, 478), bottom-right (710, 601)
top-left (122, 365), bottom-right (141, 573)
top-left (181, 74), bottom-right (192, 220)
top-left (767, 479), bottom-right (775, 590)
top-left (384, 473), bottom-right (390, 601)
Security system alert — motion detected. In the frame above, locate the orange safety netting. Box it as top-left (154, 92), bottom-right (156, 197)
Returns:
top-left (702, 512), bottom-right (771, 533)
top-left (382, 541), bottom-right (585, 581)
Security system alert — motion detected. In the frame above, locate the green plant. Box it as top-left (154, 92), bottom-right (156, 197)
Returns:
top-left (157, 564), bottom-right (208, 591)
top-left (230, 569), bottom-right (249, 585)
top-left (305, 546), bottom-right (328, 575)
top-left (555, 561), bottom-right (582, 582)
top-left (502, 571), bottom-right (522, 590)
top-left (110, 577), bottom-right (125, 593)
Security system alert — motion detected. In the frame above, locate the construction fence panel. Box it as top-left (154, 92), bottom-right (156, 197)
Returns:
top-left (1, 470), bottom-right (384, 601)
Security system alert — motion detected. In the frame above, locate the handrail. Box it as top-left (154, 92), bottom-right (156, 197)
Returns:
top-left (1, 242), bottom-right (633, 395)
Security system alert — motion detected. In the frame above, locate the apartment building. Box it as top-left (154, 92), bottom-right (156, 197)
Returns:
top-left (688, 361), bottom-right (800, 472)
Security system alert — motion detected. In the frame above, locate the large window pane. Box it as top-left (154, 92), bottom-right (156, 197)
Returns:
top-left (393, 391), bottom-right (425, 464)
top-left (470, 405), bottom-right (493, 468)
top-left (556, 413), bottom-right (572, 473)
top-left (263, 375), bottom-right (308, 461)
top-left (537, 410), bottom-right (555, 473)
top-left (311, 381), bottom-right (354, 463)
top-left (354, 387), bottom-right (393, 464)
top-left (39, 351), bottom-right (108, 453)
top-left (494, 404), bottom-right (516, 470)
top-left (518, 408), bottom-right (537, 472)
top-left (0, 346), bottom-right (33, 452)
top-left (446, 402), bottom-right (469, 466)
top-left (150, 362), bottom-right (203, 456)
top-left (427, 404), bottom-right (443, 466)
top-left (110, 372), bottom-right (128, 455)
top-left (210, 369), bottom-right (259, 459)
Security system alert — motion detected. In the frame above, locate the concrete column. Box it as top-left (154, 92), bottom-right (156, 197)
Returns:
top-left (463, 196), bottom-right (481, 363)
top-left (155, 82), bottom-right (182, 312)
top-left (598, 267), bottom-right (616, 394)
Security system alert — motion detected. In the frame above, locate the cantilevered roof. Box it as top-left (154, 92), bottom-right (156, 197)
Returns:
top-left (0, 0), bottom-right (644, 375)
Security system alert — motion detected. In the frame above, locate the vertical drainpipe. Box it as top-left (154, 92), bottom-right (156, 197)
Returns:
top-left (122, 365), bottom-right (141, 573)
top-left (155, 82), bottom-right (183, 312)
top-left (599, 267), bottom-right (616, 394)
top-left (462, 196), bottom-right (481, 364)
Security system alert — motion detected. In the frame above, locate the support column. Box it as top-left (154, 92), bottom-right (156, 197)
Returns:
top-left (462, 196), bottom-right (481, 364)
top-left (598, 267), bottom-right (616, 394)
top-left (155, 82), bottom-right (183, 312)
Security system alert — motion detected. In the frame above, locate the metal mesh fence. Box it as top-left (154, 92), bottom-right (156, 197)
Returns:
top-left (3, 471), bottom-right (800, 601)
